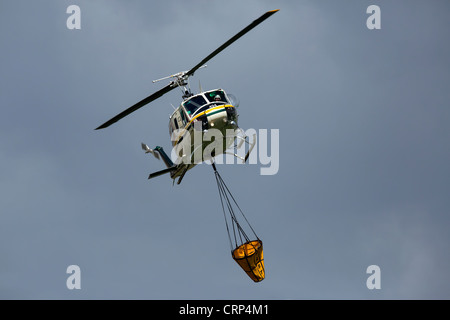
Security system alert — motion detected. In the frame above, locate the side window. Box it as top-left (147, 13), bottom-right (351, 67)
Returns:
top-left (173, 118), bottom-right (179, 130)
top-left (180, 109), bottom-right (187, 125)
top-left (169, 121), bottom-right (174, 136)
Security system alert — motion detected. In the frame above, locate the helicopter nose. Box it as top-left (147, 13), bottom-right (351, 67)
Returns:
top-left (206, 107), bottom-right (226, 129)
top-left (208, 113), bottom-right (226, 128)
top-left (205, 105), bottom-right (238, 131)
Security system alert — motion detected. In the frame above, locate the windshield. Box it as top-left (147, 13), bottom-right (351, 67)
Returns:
top-left (183, 95), bottom-right (207, 116)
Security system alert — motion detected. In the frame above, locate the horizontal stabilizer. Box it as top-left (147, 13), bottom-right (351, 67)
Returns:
top-left (148, 166), bottom-right (177, 179)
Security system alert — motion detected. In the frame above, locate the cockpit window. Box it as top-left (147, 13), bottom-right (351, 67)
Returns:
top-left (205, 90), bottom-right (228, 103)
top-left (183, 95), bottom-right (207, 116)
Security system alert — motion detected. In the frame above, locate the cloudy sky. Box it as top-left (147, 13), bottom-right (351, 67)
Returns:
top-left (1, 0), bottom-right (449, 299)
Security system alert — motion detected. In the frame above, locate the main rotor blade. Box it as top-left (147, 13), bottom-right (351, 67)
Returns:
top-left (186, 9), bottom-right (279, 77)
top-left (95, 82), bottom-right (175, 130)
top-left (95, 10), bottom-right (279, 130)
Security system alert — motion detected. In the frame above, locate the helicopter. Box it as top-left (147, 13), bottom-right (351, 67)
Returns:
top-left (95, 9), bottom-right (279, 184)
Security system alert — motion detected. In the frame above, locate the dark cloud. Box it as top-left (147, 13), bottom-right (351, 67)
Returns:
top-left (1, 0), bottom-right (449, 299)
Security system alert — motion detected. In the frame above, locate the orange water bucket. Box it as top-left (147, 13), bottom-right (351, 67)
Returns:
top-left (232, 240), bottom-right (265, 282)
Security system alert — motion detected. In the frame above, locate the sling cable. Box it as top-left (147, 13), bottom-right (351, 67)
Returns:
top-left (212, 162), bottom-right (265, 282)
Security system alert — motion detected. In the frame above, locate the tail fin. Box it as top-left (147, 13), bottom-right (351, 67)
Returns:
top-left (141, 143), bottom-right (160, 160)
top-left (142, 143), bottom-right (176, 180)
top-left (141, 143), bottom-right (174, 168)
